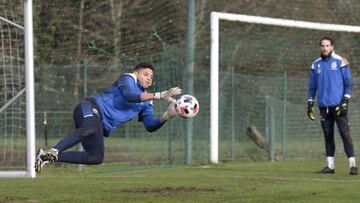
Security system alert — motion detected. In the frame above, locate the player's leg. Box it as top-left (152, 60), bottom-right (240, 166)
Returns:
top-left (56, 100), bottom-right (104, 163)
top-left (57, 119), bottom-right (104, 164)
top-left (35, 126), bottom-right (95, 172)
top-left (335, 112), bottom-right (358, 175)
top-left (35, 101), bottom-right (102, 172)
top-left (317, 108), bottom-right (335, 174)
top-left (54, 101), bottom-right (97, 151)
top-left (54, 127), bottom-right (97, 154)
top-left (321, 108), bottom-right (335, 157)
top-left (335, 114), bottom-right (354, 157)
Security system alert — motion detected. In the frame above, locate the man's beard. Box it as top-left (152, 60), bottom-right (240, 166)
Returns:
top-left (321, 51), bottom-right (332, 59)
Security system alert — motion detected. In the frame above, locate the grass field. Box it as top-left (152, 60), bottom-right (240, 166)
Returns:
top-left (1, 157), bottom-right (360, 203)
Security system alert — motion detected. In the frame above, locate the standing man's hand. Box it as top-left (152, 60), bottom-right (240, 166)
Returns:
top-left (307, 101), bottom-right (316, 121)
top-left (335, 97), bottom-right (350, 116)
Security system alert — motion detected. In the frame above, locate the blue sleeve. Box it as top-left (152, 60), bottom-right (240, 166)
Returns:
top-left (142, 115), bottom-right (163, 132)
top-left (138, 103), bottom-right (163, 132)
top-left (119, 75), bottom-right (142, 102)
top-left (308, 67), bottom-right (317, 101)
top-left (341, 65), bottom-right (353, 97)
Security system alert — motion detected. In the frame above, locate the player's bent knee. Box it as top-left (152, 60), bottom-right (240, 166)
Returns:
top-left (88, 153), bottom-right (104, 164)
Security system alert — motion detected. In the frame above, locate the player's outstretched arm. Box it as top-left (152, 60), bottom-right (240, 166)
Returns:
top-left (140, 102), bottom-right (177, 132)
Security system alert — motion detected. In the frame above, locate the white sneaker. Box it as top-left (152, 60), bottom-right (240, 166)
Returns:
top-left (35, 149), bottom-right (48, 173)
top-left (42, 148), bottom-right (58, 162)
top-left (34, 148), bottom-right (58, 173)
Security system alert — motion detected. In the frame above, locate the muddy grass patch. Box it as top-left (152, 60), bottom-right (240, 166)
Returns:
top-left (119, 186), bottom-right (217, 195)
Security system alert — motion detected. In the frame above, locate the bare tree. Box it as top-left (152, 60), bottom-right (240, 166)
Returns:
top-left (74, 0), bottom-right (85, 99)
top-left (110, 0), bottom-right (124, 69)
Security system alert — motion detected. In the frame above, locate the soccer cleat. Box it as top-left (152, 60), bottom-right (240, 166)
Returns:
top-left (35, 160), bottom-right (50, 173)
top-left (350, 167), bottom-right (358, 175)
top-left (34, 148), bottom-right (59, 173)
top-left (41, 148), bottom-right (59, 162)
top-left (35, 149), bottom-right (48, 173)
top-left (316, 166), bottom-right (335, 174)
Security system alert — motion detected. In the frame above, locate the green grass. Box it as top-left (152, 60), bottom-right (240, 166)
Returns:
top-left (1, 157), bottom-right (360, 203)
top-left (2, 136), bottom-right (333, 165)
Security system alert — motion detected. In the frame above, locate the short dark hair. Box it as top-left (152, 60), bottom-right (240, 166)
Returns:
top-left (319, 36), bottom-right (334, 46)
top-left (134, 62), bottom-right (154, 71)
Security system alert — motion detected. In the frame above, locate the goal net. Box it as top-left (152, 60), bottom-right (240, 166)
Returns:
top-left (0, 0), bottom-right (35, 178)
top-left (29, 0), bottom-right (187, 167)
top-left (210, 12), bottom-right (360, 163)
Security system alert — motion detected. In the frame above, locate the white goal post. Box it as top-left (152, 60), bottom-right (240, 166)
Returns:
top-left (0, 0), bottom-right (35, 178)
top-left (210, 11), bottom-right (360, 163)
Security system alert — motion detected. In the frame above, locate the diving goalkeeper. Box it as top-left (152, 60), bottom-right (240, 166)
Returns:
top-left (35, 63), bottom-right (181, 173)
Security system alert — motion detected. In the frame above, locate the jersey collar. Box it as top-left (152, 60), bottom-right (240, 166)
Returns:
top-left (124, 73), bottom-right (146, 91)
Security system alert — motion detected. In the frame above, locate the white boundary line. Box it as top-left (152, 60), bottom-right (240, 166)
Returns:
top-left (37, 174), bottom-right (360, 183)
top-left (0, 171), bottom-right (28, 178)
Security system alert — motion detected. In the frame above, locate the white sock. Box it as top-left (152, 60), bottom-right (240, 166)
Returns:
top-left (349, 157), bottom-right (356, 168)
top-left (327, 156), bottom-right (335, 169)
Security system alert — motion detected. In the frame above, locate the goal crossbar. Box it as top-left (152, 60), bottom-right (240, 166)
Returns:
top-left (213, 12), bottom-right (360, 32)
top-left (210, 12), bottom-right (360, 163)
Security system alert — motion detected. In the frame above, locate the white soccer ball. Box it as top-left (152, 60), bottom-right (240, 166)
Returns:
top-left (175, 94), bottom-right (199, 119)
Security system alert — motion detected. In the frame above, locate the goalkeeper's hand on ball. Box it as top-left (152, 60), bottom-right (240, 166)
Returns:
top-left (335, 97), bottom-right (349, 117)
top-left (307, 101), bottom-right (315, 121)
top-left (154, 87), bottom-right (182, 103)
top-left (162, 102), bottom-right (177, 122)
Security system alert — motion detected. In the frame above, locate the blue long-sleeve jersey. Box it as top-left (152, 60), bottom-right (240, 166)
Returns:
top-left (92, 73), bottom-right (163, 135)
top-left (308, 52), bottom-right (353, 107)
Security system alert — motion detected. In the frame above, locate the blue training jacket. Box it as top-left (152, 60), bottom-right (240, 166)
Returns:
top-left (308, 52), bottom-right (353, 107)
top-left (92, 73), bottom-right (162, 135)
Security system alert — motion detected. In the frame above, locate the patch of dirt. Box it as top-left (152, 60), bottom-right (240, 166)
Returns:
top-left (120, 186), bottom-right (216, 195)
top-left (0, 196), bottom-right (28, 203)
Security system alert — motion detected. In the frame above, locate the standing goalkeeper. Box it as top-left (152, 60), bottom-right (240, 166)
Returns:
top-left (307, 36), bottom-right (357, 175)
top-left (35, 63), bottom-right (181, 173)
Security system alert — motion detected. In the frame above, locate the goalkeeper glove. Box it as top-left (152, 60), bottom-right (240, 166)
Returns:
top-left (335, 97), bottom-right (349, 117)
top-left (307, 101), bottom-right (315, 121)
top-left (154, 87), bottom-right (182, 103)
top-left (162, 102), bottom-right (177, 122)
